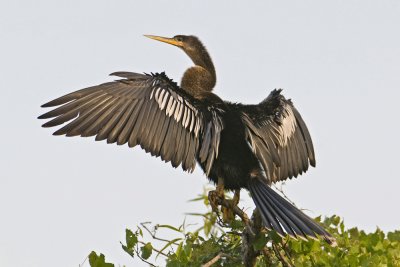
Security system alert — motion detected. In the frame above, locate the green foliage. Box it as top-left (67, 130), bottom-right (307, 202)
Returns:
top-left (88, 252), bottom-right (114, 267)
top-left (87, 191), bottom-right (400, 267)
top-left (141, 242), bottom-right (153, 260)
top-left (121, 229), bottom-right (138, 257)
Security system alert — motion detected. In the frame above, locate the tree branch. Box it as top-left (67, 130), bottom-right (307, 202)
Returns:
top-left (272, 243), bottom-right (293, 267)
top-left (212, 193), bottom-right (251, 226)
top-left (201, 252), bottom-right (224, 267)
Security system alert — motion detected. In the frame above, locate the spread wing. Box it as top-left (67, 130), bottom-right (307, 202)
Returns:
top-left (239, 89), bottom-right (315, 183)
top-left (38, 72), bottom-right (223, 174)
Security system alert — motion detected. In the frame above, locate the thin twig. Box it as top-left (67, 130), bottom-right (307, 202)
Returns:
top-left (272, 243), bottom-right (293, 267)
top-left (272, 184), bottom-right (313, 214)
top-left (136, 255), bottom-right (158, 267)
top-left (280, 238), bottom-right (293, 261)
top-left (262, 247), bottom-right (273, 263)
top-left (273, 183), bottom-right (297, 207)
top-left (79, 255), bottom-right (88, 267)
top-left (140, 222), bottom-right (180, 244)
top-left (201, 252), bottom-right (224, 267)
top-left (135, 247), bottom-right (158, 267)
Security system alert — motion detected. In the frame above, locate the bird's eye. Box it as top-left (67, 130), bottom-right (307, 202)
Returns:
top-left (175, 36), bottom-right (183, 42)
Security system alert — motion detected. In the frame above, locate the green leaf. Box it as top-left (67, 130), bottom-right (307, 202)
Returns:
top-left (121, 229), bottom-right (138, 257)
top-left (109, 191), bottom-right (400, 267)
top-left (157, 238), bottom-right (183, 259)
top-left (340, 221), bottom-right (345, 234)
top-left (230, 219), bottom-right (244, 230)
top-left (88, 251), bottom-right (114, 267)
top-left (188, 195), bottom-right (206, 202)
top-left (253, 233), bottom-right (268, 250)
top-left (125, 229), bottom-right (138, 248)
top-left (141, 242), bottom-right (153, 260)
top-left (388, 231), bottom-right (400, 242)
top-left (332, 215), bottom-right (341, 226)
top-left (167, 259), bottom-right (184, 267)
top-left (268, 230), bottom-right (282, 243)
top-left (185, 212), bottom-right (208, 218)
top-left (309, 240), bottom-right (321, 252)
top-left (138, 227), bottom-right (143, 237)
top-left (175, 241), bottom-right (183, 257)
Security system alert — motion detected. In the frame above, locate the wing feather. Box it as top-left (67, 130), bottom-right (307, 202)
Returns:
top-left (95, 101), bottom-right (131, 141)
top-left (69, 96), bottom-right (115, 136)
top-left (239, 89), bottom-right (315, 183)
top-left (107, 100), bottom-right (137, 144)
top-left (39, 72), bottom-right (223, 173)
top-left (118, 99), bottom-right (141, 146)
top-left (82, 98), bottom-right (125, 137)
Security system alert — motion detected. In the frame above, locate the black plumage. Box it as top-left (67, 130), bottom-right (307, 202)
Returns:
top-left (39, 34), bottom-right (335, 244)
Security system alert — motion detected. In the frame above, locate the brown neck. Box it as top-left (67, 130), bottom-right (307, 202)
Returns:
top-left (181, 66), bottom-right (215, 97)
top-left (187, 48), bottom-right (216, 84)
top-left (180, 41), bottom-right (216, 96)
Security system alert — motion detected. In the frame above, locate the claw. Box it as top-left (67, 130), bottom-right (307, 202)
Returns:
top-left (232, 189), bottom-right (240, 206)
top-left (222, 190), bottom-right (241, 223)
top-left (208, 180), bottom-right (242, 224)
top-left (208, 190), bottom-right (221, 213)
top-left (208, 178), bottom-right (225, 213)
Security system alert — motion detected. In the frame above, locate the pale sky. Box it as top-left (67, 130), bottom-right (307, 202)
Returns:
top-left (1, 1), bottom-right (400, 266)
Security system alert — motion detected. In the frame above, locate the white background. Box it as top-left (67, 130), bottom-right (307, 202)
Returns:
top-left (1, 1), bottom-right (399, 266)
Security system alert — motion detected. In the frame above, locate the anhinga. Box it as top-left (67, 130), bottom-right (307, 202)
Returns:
top-left (39, 35), bottom-right (335, 244)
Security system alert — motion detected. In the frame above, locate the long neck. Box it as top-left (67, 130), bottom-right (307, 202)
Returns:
top-left (188, 47), bottom-right (216, 83)
top-left (180, 43), bottom-right (216, 97)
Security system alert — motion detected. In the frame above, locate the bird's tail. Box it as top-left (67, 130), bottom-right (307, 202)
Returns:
top-left (248, 179), bottom-right (336, 245)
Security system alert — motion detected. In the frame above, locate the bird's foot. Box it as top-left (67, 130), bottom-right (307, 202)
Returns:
top-left (221, 190), bottom-right (240, 223)
top-left (208, 189), bottom-right (224, 214)
top-left (208, 187), bottom-right (241, 224)
top-left (208, 178), bottom-right (225, 213)
top-left (208, 179), bottom-right (242, 224)
top-left (232, 189), bottom-right (240, 206)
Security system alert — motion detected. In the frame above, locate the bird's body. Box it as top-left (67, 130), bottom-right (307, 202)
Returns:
top-left (39, 35), bottom-right (335, 244)
top-left (202, 102), bottom-right (260, 189)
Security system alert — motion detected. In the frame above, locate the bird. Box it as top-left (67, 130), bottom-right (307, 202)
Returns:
top-left (38, 34), bottom-right (335, 244)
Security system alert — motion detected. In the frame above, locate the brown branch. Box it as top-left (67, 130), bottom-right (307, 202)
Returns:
top-left (241, 209), bottom-right (263, 267)
top-left (262, 247), bottom-right (273, 263)
top-left (280, 238), bottom-right (294, 262)
top-left (209, 190), bottom-right (296, 267)
top-left (201, 252), bottom-right (224, 267)
top-left (272, 243), bottom-right (293, 267)
top-left (213, 195), bottom-right (251, 226)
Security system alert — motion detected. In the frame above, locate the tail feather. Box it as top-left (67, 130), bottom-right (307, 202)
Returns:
top-left (248, 179), bottom-right (336, 245)
top-left (252, 185), bottom-right (294, 236)
top-left (258, 183), bottom-right (327, 237)
top-left (257, 183), bottom-right (319, 238)
top-left (252, 184), bottom-right (308, 238)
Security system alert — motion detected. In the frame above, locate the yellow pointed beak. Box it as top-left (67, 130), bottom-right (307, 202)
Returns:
top-left (144, 35), bottom-right (183, 48)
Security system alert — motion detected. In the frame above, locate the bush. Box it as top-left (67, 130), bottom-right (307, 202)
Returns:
top-left (85, 189), bottom-right (400, 267)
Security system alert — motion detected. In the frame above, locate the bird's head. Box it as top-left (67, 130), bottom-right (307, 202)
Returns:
top-left (144, 34), bottom-right (216, 91)
top-left (144, 34), bottom-right (201, 54)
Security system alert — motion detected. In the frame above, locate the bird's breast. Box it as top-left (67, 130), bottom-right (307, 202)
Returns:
top-left (181, 66), bottom-right (216, 96)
